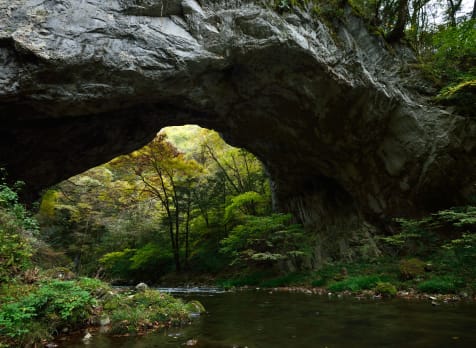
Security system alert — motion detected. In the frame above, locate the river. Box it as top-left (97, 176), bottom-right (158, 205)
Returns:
top-left (60, 288), bottom-right (476, 347)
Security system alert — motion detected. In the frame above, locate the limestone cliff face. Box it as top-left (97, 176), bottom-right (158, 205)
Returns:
top-left (1, 0), bottom-right (475, 256)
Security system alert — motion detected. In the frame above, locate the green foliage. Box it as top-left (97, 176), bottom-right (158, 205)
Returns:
top-left (427, 20), bottom-right (476, 116)
top-left (106, 289), bottom-right (190, 334)
top-left (373, 282), bottom-right (397, 297)
top-left (0, 280), bottom-right (96, 344)
top-left (75, 277), bottom-right (111, 297)
top-left (379, 219), bottom-right (436, 256)
top-left (327, 275), bottom-right (382, 292)
top-left (442, 232), bottom-right (476, 265)
top-left (220, 214), bottom-right (310, 269)
top-left (38, 189), bottom-right (59, 218)
top-left (100, 245), bottom-right (173, 281)
top-left (430, 206), bottom-right (476, 228)
top-left (129, 243), bottom-right (170, 271)
top-left (185, 300), bottom-right (206, 314)
top-left (310, 277), bottom-right (327, 287)
top-left (381, 206), bottom-right (476, 257)
top-left (224, 191), bottom-right (267, 222)
top-left (99, 248), bottom-right (136, 279)
top-left (417, 276), bottom-right (464, 294)
top-left (399, 258), bottom-right (426, 280)
top-left (431, 20), bottom-right (476, 82)
top-left (0, 181), bottom-right (39, 282)
top-left (436, 79), bottom-right (476, 115)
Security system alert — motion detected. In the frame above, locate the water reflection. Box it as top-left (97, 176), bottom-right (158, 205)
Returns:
top-left (60, 290), bottom-right (476, 348)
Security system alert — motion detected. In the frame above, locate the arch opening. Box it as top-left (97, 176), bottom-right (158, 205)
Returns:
top-left (39, 124), bottom-right (345, 280)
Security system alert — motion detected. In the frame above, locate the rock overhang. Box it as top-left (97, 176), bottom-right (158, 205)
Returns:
top-left (0, 0), bottom-right (475, 226)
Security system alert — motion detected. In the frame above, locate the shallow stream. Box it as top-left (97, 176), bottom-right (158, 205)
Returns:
top-left (60, 288), bottom-right (476, 347)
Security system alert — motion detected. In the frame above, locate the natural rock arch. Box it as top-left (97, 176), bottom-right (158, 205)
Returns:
top-left (1, 0), bottom-right (475, 258)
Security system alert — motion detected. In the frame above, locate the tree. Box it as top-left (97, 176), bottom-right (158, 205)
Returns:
top-left (446, 0), bottom-right (463, 26)
top-left (386, 0), bottom-right (410, 42)
top-left (119, 133), bottom-right (202, 272)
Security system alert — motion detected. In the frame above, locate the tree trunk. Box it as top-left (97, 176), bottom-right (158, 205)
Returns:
top-left (173, 240), bottom-right (181, 272)
top-left (447, 0), bottom-right (463, 26)
top-left (184, 192), bottom-right (192, 269)
top-left (386, 0), bottom-right (409, 42)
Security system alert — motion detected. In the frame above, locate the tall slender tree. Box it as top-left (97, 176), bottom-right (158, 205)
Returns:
top-left (120, 134), bottom-right (201, 272)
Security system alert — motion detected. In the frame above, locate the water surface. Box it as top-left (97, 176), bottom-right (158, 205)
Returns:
top-left (60, 289), bottom-right (476, 347)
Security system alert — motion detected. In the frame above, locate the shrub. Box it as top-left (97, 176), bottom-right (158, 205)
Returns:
top-left (99, 248), bottom-right (135, 279)
top-left (76, 277), bottom-right (111, 297)
top-left (399, 258), bottom-right (426, 280)
top-left (220, 214), bottom-right (310, 269)
top-left (0, 181), bottom-right (38, 282)
top-left (374, 282), bottom-right (397, 297)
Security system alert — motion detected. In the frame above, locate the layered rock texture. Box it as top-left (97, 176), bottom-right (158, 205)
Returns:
top-left (1, 0), bottom-right (475, 256)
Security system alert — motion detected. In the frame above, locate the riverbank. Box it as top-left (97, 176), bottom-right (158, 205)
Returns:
top-left (0, 275), bottom-right (204, 348)
top-left (153, 255), bottom-right (476, 304)
top-left (230, 285), bottom-right (475, 303)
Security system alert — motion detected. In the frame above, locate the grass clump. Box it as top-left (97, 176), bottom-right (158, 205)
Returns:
top-left (327, 275), bottom-right (381, 292)
top-left (417, 276), bottom-right (464, 294)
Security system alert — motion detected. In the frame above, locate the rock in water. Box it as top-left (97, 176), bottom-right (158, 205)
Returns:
top-left (0, 1), bottom-right (475, 259)
top-left (82, 331), bottom-right (92, 341)
top-left (136, 282), bottom-right (149, 292)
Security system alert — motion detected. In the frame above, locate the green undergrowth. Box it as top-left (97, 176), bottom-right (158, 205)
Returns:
top-left (215, 252), bottom-right (474, 296)
top-left (417, 276), bottom-right (465, 294)
top-left (0, 276), bottom-right (203, 346)
top-left (0, 273), bottom-right (202, 346)
top-left (105, 289), bottom-right (200, 335)
top-left (326, 275), bottom-right (383, 292)
top-left (0, 278), bottom-right (98, 347)
top-left (0, 179), bottom-right (202, 346)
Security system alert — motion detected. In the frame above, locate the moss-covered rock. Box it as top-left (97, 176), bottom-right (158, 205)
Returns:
top-left (374, 282), bottom-right (397, 297)
top-left (106, 289), bottom-right (192, 335)
top-left (185, 300), bottom-right (206, 315)
top-left (399, 258), bottom-right (426, 280)
top-left (436, 79), bottom-right (476, 117)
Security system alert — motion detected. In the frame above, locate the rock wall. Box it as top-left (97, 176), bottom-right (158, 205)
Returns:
top-left (1, 0), bottom-right (475, 259)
